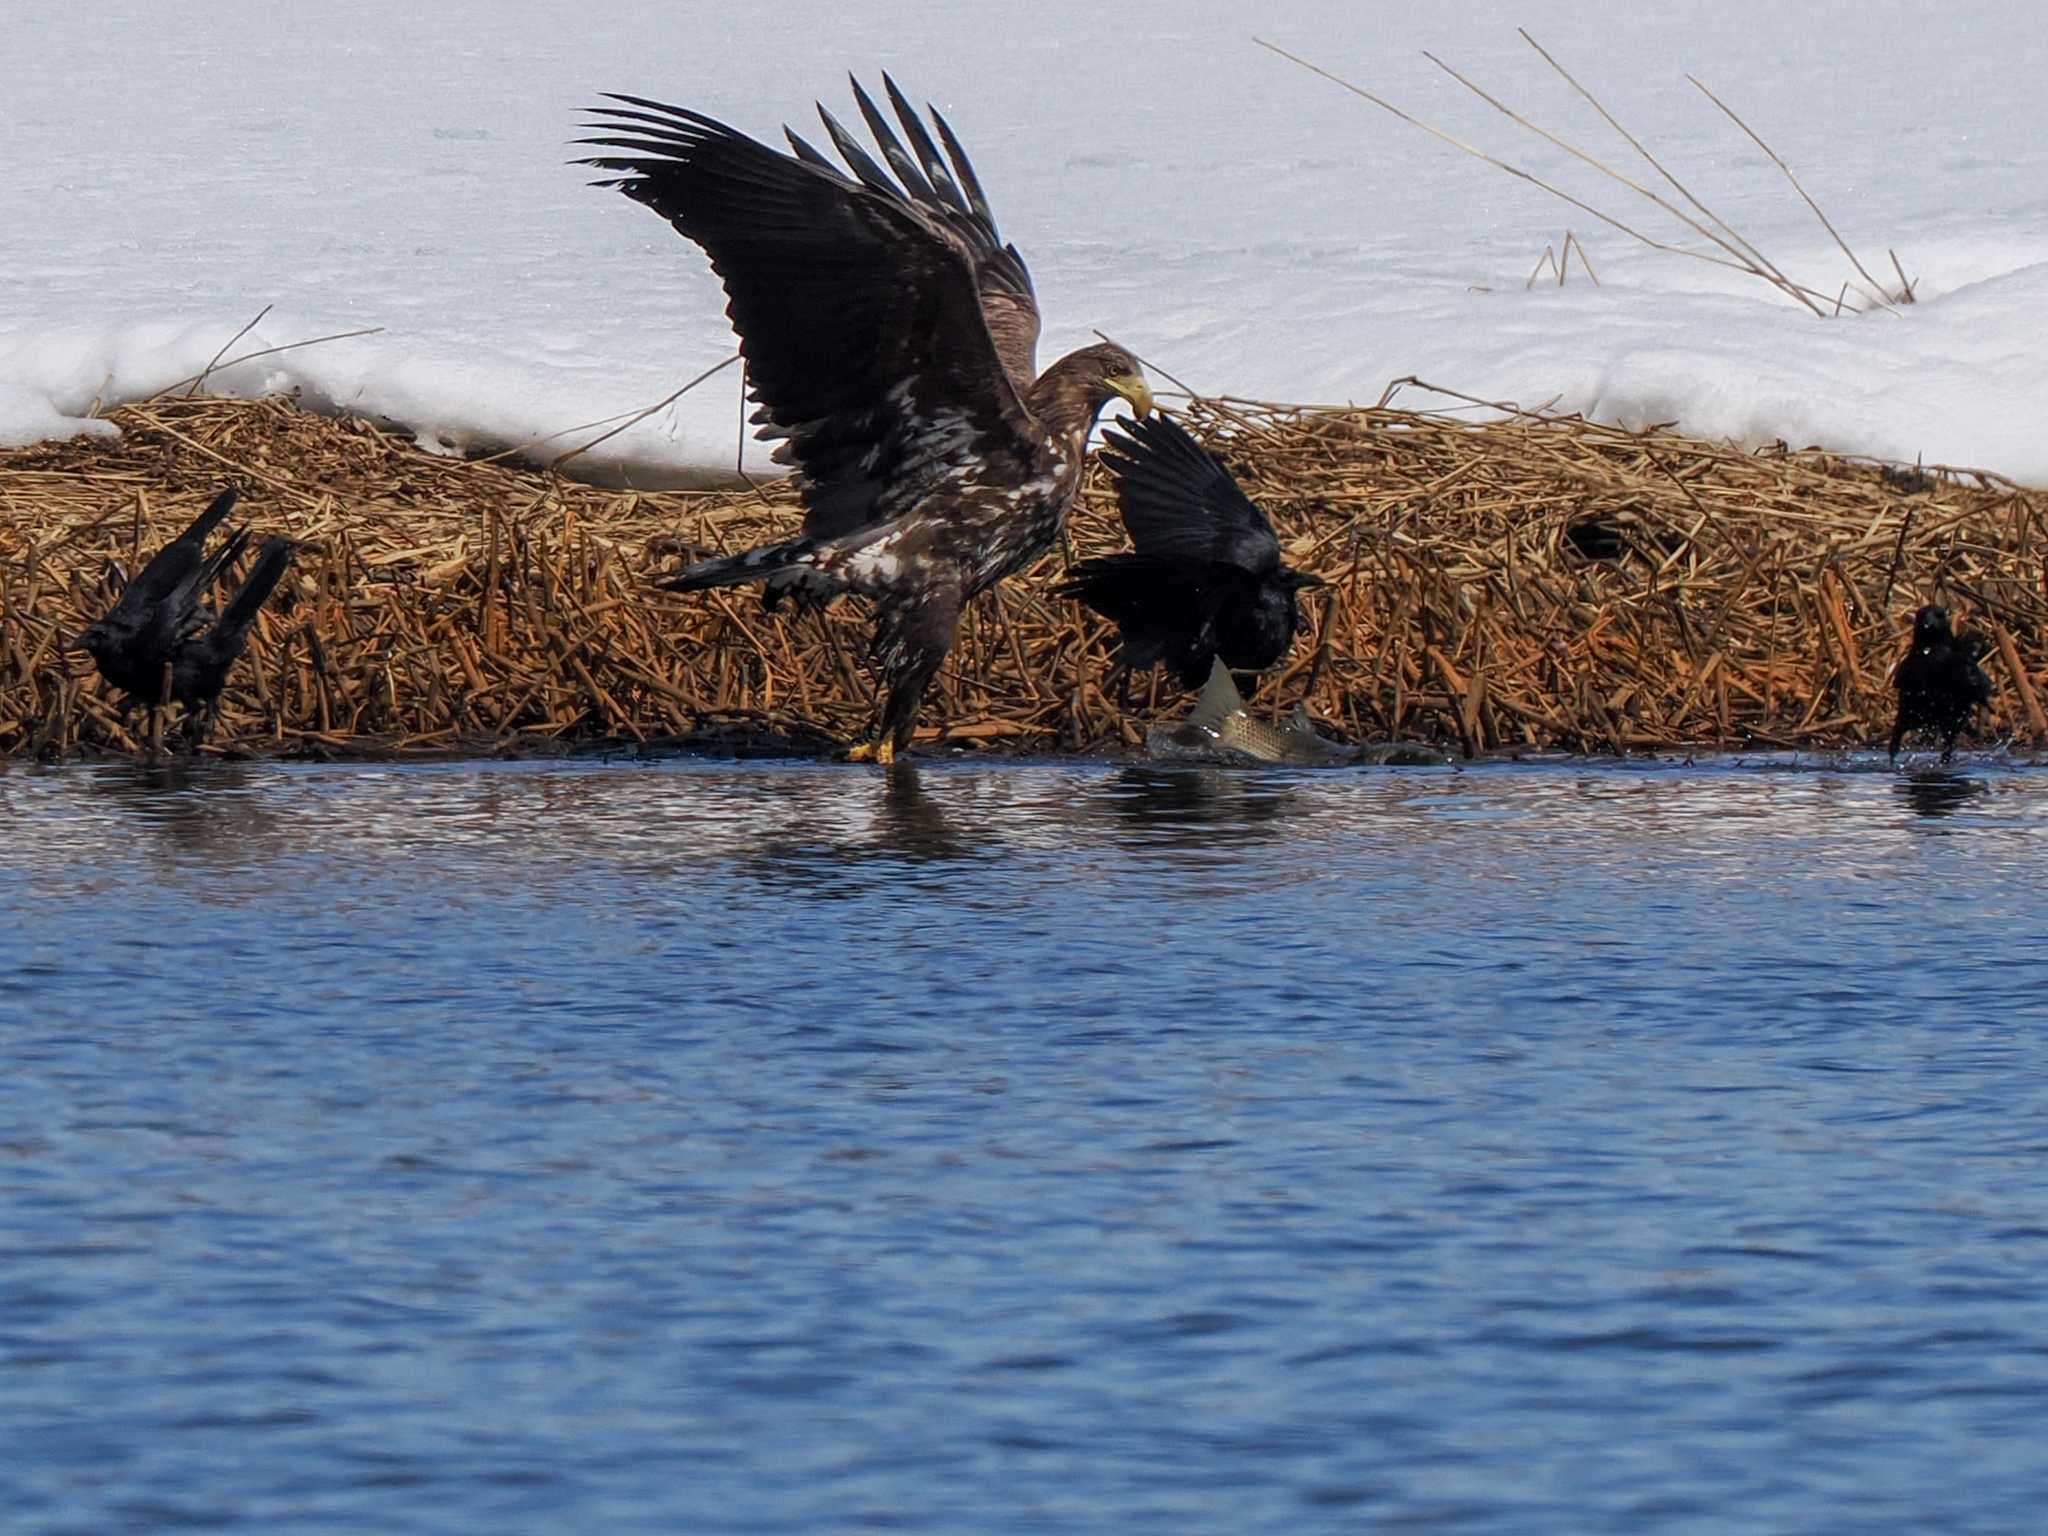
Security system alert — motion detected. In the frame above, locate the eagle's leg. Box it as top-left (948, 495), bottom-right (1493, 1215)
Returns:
top-left (880, 667), bottom-right (938, 760)
top-left (850, 586), bottom-right (962, 767)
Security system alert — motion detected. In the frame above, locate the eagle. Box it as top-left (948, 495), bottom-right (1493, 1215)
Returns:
top-left (578, 76), bottom-right (1154, 763)
top-left (71, 486), bottom-right (295, 746)
top-left (1890, 604), bottom-right (1993, 765)
top-left (1061, 413), bottom-right (1322, 696)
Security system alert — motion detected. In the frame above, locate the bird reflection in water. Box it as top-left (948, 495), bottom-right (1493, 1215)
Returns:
top-left (1095, 765), bottom-right (1299, 849)
top-left (74, 759), bottom-right (272, 865)
top-left (1895, 770), bottom-right (1988, 821)
top-left (873, 763), bottom-right (978, 861)
top-left (739, 762), bottom-right (987, 895)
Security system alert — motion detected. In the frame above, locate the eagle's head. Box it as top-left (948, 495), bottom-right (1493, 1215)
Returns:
top-left (1029, 342), bottom-right (1153, 444)
top-left (1058, 343), bottom-right (1153, 418)
top-left (1089, 343), bottom-right (1153, 419)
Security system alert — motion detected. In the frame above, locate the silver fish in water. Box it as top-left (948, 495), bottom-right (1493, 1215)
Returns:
top-left (1145, 661), bottom-right (1445, 766)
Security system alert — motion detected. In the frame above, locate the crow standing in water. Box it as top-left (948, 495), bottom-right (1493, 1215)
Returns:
top-left (1061, 413), bottom-right (1322, 697)
top-left (73, 488), bottom-right (294, 745)
top-left (1889, 604), bottom-right (1993, 765)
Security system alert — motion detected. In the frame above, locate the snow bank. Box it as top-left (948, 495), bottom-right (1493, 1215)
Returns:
top-left (6, 1), bottom-right (2048, 479)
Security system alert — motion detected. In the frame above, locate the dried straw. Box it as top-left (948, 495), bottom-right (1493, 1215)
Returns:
top-left (1255, 33), bottom-right (1914, 315)
top-left (2, 391), bottom-right (2042, 760)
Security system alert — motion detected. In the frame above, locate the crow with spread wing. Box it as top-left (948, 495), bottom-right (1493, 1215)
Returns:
top-left (579, 76), bottom-right (1152, 763)
top-left (169, 535), bottom-right (297, 742)
top-left (75, 488), bottom-right (246, 731)
top-left (73, 487), bottom-right (295, 748)
top-left (1061, 413), bottom-right (1322, 696)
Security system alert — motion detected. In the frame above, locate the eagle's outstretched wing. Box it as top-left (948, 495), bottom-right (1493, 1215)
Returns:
top-left (789, 74), bottom-right (1040, 393)
top-left (583, 83), bottom-right (1149, 761)
top-left (579, 94), bottom-right (1037, 541)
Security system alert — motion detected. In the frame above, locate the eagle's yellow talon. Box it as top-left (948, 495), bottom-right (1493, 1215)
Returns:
top-left (846, 739), bottom-right (895, 765)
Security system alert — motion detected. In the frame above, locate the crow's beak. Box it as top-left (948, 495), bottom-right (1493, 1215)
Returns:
top-left (1292, 571), bottom-right (1328, 590)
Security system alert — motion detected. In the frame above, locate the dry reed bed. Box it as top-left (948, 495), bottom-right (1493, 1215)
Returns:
top-left (2, 392), bottom-right (2044, 760)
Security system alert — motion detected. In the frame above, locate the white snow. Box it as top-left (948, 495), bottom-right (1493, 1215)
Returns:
top-left (6, 1), bottom-right (2048, 480)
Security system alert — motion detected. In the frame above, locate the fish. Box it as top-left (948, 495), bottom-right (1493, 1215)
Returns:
top-left (1144, 660), bottom-right (1446, 766)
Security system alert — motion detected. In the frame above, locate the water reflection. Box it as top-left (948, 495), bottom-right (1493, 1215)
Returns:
top-left (737, 763), bottom-right (991, 895)
top-left (1092, 765), bottom-right (1301, 848)
top-left (1895, 772), bottom-right (1988, 821)
top-left (6, 754), bottom-right (2048, 1535)
top-left (873, 763), bottom-right (976, 860)
top-left (1, 756), bottom-right (2031, 895)
top-left (71, 760), bottom-right (273, 863)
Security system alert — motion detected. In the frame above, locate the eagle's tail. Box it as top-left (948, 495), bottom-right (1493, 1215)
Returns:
top-left (661, 536), bottom-right (822, 593)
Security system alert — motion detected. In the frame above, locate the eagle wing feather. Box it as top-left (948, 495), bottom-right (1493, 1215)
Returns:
top-left (579, 94), bottom-right (1037, 540)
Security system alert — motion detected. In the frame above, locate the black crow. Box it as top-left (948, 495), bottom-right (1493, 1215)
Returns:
top-left (73, 488), bottom-right (292, 747)
top-left (1890, 604), bottom-right (1993, 765)
top-left (74, 487), bottom-right (245, 723)
top-left (1060, 413), bottom-right (1322, 696)
top-left (169, 536), bottom-right (296, 742)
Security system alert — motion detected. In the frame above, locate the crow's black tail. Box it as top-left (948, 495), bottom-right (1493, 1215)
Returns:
top-left (212, 537), bottom-right (295, 647)
top-left (123, 485), bottom-right (243, 612)
top-left (198, 525), bottom-right (252, 596)
top-left (177, 485), bottom-right (240, 550)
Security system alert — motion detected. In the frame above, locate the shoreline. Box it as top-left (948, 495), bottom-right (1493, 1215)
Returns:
top-left (4, 391), bottom-right (2042, 763)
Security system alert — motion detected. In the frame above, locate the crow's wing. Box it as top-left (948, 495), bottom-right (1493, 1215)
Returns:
top-left (1099, 415), bottom-right (1280, 575)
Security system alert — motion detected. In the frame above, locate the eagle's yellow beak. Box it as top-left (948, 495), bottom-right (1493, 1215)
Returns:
top-left (1106, 373), bottom-right (1154, 417)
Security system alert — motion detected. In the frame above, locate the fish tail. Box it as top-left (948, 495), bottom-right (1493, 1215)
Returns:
top-left (1184, 657), bottom-right (1248, 734)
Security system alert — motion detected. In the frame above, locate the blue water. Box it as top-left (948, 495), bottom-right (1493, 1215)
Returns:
top-left (4, 756), bottom-right (2047, 1534)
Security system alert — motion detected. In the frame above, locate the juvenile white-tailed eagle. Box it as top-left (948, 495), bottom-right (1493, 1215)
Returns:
top-left (1061, 413), bottom-right (1322, 695)
top-left (579, 76), bottom-right (1153, 763)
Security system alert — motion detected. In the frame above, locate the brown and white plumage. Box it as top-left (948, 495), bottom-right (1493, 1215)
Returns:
top-left (578, 77), bottom-right (1151, 761)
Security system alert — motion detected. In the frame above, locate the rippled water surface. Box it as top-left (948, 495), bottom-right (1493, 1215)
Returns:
top-left (5, 756), bottom-right (2048, 1533)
